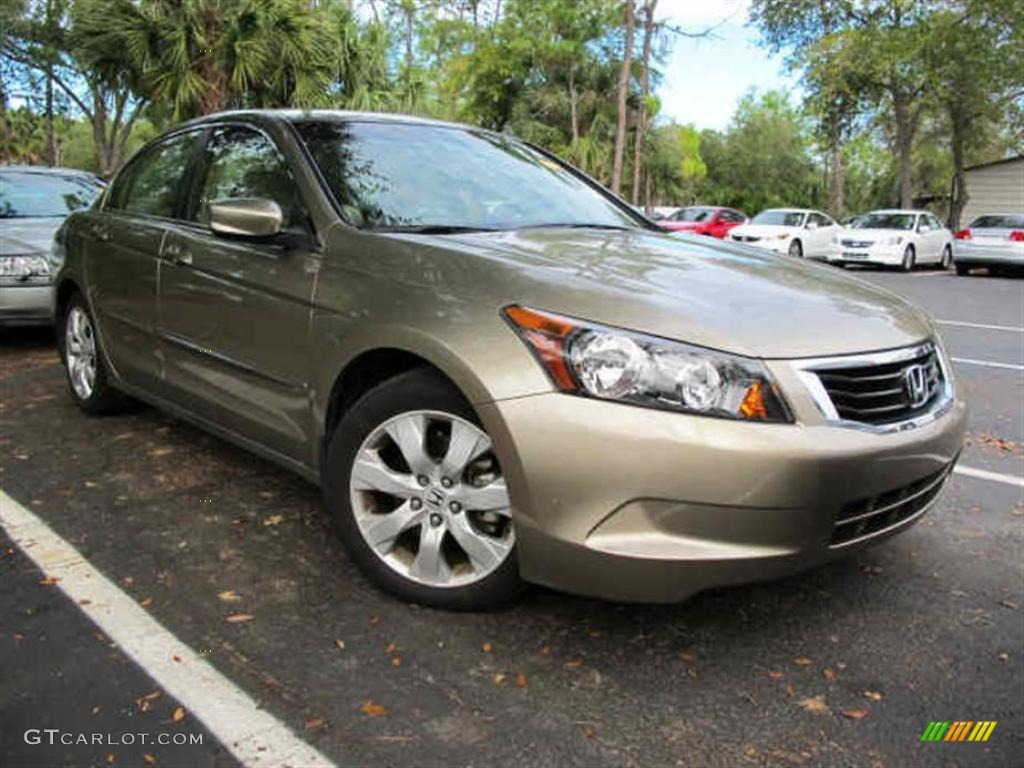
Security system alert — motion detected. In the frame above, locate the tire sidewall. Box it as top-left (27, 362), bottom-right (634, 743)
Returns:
top-left (59, 293), bottom-right (120, 414)
top-left (901, 245), bottom-right (915, 271)
top-left (322, 368), bottom-right (523, 610)
top-left (789, 240), bottom-right (802, 258)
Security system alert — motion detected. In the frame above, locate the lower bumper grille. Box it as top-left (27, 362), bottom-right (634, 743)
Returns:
top-left (830, 466), bottom-right (952, 547)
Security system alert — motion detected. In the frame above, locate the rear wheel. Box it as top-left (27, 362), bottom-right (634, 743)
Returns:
top-left (322, 368), bottom-right (523, 610)
top-left (939, 245), bottom-right (952, 270)
top-left (788, 239), bottom-right (803, 258)
top-left (900, 245), bottom-right (916, 272)
top-left (58, 294), bottom-right (128, 414)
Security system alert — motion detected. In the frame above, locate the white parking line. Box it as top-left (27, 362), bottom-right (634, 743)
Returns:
top-left (937, 319), bottom-right (1024, 333)
top-left (951, 357), bottom-right (1024, 372)
top-left (0, 490), bottom-right (337, 768)
top-left (954, 465), bottom-right (1024, 488)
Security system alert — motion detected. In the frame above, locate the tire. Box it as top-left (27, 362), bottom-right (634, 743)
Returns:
top-left (58, 293), bottom-right (129, 415)
top-left (939, 245), bottom-right (952, 270)
top-left (322, 368), bottom-right (523, 610)
top-left (900, 245), bottom-right (916, 272)
top-left (788, 239), bottom-right (803, 258)
top-left (955, 263), bottom-right (971, 276)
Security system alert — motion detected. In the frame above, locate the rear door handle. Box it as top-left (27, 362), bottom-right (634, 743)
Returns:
top-left (90, 224), bottom-right (109, 241)
top-left (163, 243), bottom-right (192, 266)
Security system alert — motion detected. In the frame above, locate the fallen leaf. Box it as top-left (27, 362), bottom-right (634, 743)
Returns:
top-left (564, 659), bottom-right (583, 669)
top-left (577, 722), bottom-right (597, 738)
top-left (793, 657), bottom-right (812, 667)
top-left (822, 668), bottom-right (836, 681)
top-left (784, 684), bottom-right (796, 698)
top-left (997, 651), bottom-right (1009, 661)
top-left (368, 615), bottom-right (380, 625)
top-left (588, 630), bottom-right (603, 638)
top-left (150, 448), bottom-right (174, 458)
top-left (92, 706), bottom-right (100, 715)
top-left (304, 718), bottom-right (325, 731)
top-left (262, 515), bottom-right (284, 527)
top-left (516, 672), bottom-right (527, 688)
top-left (493, 672), bottom-right (506, 685)
top-left (226, 614), bottom-right (254, 623)
top-left (768, 670), bottom-right (785, 680)
top-left (863, 691), bottom-right (883, 702)
top-left (141, 691), bottom-right (161, 702)
top-left (677, 650), bottom-right (695, 663)
top-left (360, 700), bottom-right (387, 717)
top-left (78, 599), bottom-right (92, 606)
top-left (842, 708), bottom-right (869, 720)
top-left (171, 707), bottom-right (185, 723)
top-left (482, 642), bottom-right (493, 653)
top-left (540, 646), bottom-right (552, 656)
top-left (798, 696), bottom-right (829, 715)
top-left (217, 590), bottom-right (242, 603)
top-left (391, 657), bottom-right (402, 667)
top-left (142, 755), bottom-right (155, 766)
top-left (139, 597), bottom-right (153, 607)
top-left (172, 655), bottom-right (182, 663)
top-left (334, 640), bottom-right (346, 652)
top-left (385, 642), bottom-right (397, 654)
top-left (1000, 600), bottom-right (1019, 610)
top-left (106, 754), bottom-right (115, 765)
top-left (39, 576), bottom-right (61, 586)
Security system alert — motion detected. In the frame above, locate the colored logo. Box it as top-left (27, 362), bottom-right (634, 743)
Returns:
top-left (921, 721), bottom-right (997, 742)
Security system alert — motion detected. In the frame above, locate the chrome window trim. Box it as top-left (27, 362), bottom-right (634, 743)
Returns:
top-left (791, 341), bottom-right (955, 434)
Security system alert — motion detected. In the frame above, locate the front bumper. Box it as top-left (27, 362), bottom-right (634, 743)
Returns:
top-left (731, 237), bottom-right (789, 253)
top-left (482, 381), bottom-right (966, 603)
top-left (0, 283), bottom-right (55, 325)
top-left (830, 245), bottom-right (904, 266)
top-left (953, 242), bottom-right (1024, 265)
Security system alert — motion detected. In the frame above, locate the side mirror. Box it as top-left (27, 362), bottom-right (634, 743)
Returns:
top-left (209, 198), bottom-right (283, 238)
top-left (806, 220), bottom-right (819, 230)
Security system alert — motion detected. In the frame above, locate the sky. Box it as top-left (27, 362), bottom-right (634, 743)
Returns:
top-left (654, 0), bottom-right (798, 131)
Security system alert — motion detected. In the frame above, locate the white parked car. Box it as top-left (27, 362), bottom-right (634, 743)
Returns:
top-left (728, 208), bottom-right (839, 260)
top-left (952, 213), bottom-right (1024, 276)
top-left (834, 210), bottom-right (953, 271)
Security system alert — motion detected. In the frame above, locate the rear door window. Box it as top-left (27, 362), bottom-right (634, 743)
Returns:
top-left (107, 131), bottom-right (202, 219)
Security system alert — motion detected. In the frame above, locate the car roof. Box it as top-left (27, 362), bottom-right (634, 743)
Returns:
top-left (0, 164), bottom-right (100, 178)
top-left (178, 109), bottom-right (471, 132)
top-left (868, 209), bottom-right (927, 215)
top-left (760, 208), bottom-right (815, 214)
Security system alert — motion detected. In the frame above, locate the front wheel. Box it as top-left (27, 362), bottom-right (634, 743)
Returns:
top-left (322, 368), bottom-right (523, 610)
top-left (900, 245), bottom-right (916, 272)
top-left (788, 239), bottom-right (803, 258)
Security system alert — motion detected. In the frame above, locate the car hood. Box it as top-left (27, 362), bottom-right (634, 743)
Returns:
top-left (842, 228), bottom-right (910, 241)
top-left (729, 224), bottom-right (795, 238)
top-left (386, 228), bottom-right (933, 359)
top-left (0, 217), bottom-right (63, 256)
top-left (662, 221), bottom-right (702, 230)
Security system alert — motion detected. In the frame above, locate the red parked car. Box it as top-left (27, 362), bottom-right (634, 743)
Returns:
top-left (660, 206), bottom-right (748, 238)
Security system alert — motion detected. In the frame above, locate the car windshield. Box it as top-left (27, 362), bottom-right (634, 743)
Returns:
top-left (969, 214), bottom-right (1024, 228)
top-left (0, 171), bottom-right (102, 218)
top-left (751, 210), bottom-right (804, 226)
top-left (294, 121), bottom-right (641, 232)
top-left (671, 207), bottom-right (714, 222)
top-left (854, 213), bottom-right (916, 231)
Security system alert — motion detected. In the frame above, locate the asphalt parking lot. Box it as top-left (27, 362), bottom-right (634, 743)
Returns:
top-left (1, 267), bottom-right (1021, 768)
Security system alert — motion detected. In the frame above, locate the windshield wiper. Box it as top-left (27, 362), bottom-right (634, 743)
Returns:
top-left (515, 222), bottom-right (637, 232)
top-left (372, 224), bottom-right (499, 235)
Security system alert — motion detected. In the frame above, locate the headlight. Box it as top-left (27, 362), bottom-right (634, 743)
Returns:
top-left (504, 306), bottom-right (792, 422)
top-left (881, 236), bottom-right (903, 246)
top-left (0, 254), bottom-right (51, 279)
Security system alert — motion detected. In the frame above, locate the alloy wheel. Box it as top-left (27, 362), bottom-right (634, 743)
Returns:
top-left (65, 306), bottom-right (97, 401)
top-left (349, 410), bottom-right (514, 588)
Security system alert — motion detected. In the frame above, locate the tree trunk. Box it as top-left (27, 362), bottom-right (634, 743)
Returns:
top-left (43, 63), bottom-right (55, 166)
top-left (568, 64), bottom-right (579, 142)
top-left (611, 0), bottom-right (635, 194)
top-left (949, 105), bottom-right (967, 230)
top-left (892, 90), bottom-right (915, 208)
top-left (827, 134), bottom-right (844, 218)
top-left (630, 1), bottom-right (656, 205)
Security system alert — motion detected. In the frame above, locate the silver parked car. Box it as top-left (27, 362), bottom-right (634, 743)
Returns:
top-left (1, 166), bottom-right (105, 325)
top-left (953, 213), bottom-right (1024, 276)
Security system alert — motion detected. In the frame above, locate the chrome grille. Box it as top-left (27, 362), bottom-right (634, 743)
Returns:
top-left (841, 238), bottom-right (873, 248)
top-left (830, 466), bottom-right (951, 547)
top-left (814, 344), bottom-right (944, 425)
top-left (732, 235), bottom-right (761, 243)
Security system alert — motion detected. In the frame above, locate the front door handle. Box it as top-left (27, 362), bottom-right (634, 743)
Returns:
top-left (90, 224), bottom-right (109, 241)
top-left (163, 243), bottom-right (193, 266)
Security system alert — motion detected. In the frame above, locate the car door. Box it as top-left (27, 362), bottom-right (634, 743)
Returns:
top-left (803, 212), bottom-right (828, 257)
top-left (928, 214), bottom-right (948, 260)
top-left (82, 130), bottom-right (203, 386)
top-left (156, 124), bottom-right (319, 462)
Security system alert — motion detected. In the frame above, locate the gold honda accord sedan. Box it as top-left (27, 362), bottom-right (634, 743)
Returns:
top-left (53, 110), bottom-right (966, 609)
